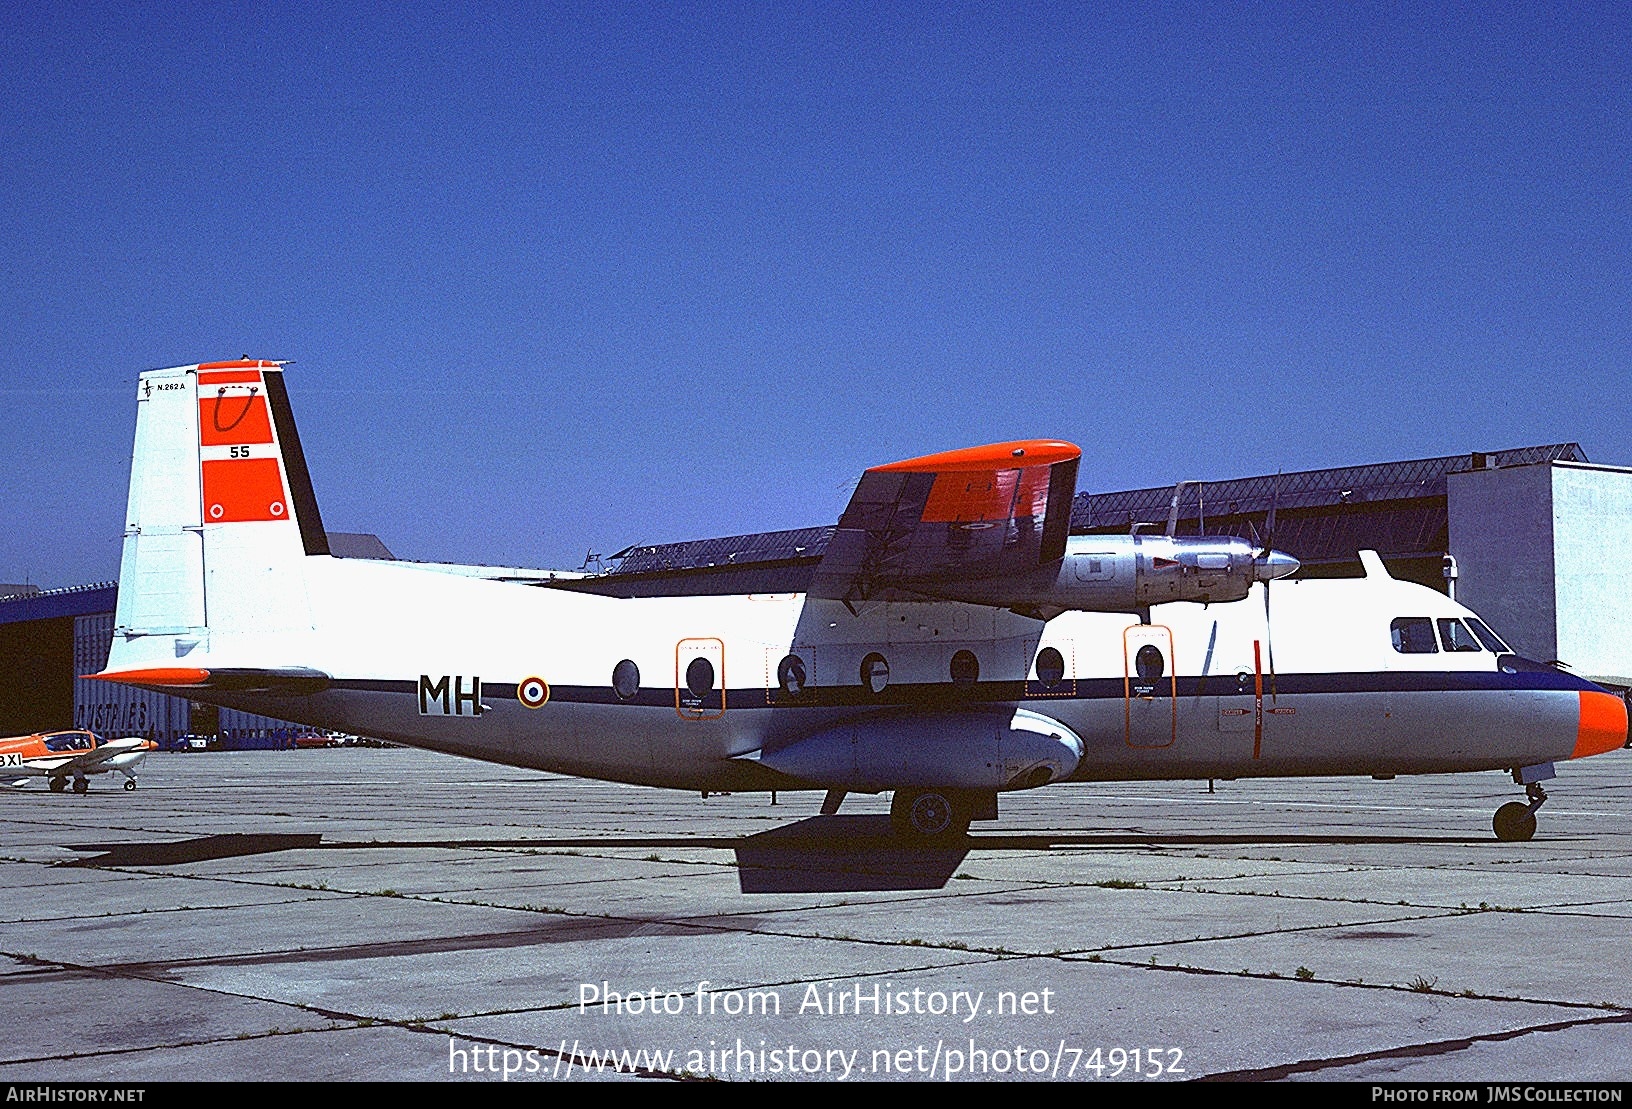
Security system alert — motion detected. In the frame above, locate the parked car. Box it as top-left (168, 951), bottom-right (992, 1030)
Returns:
top-left (293, 733), bottom-right (341, 749)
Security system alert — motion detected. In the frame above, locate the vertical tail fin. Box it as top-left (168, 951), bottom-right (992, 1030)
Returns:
top-left (108, 361), bottom-right (327, 671)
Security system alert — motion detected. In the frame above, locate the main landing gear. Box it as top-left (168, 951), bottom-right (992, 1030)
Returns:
top-left (48, 776), bottom-right (66, 793)
top-left (124, 778), bottom-right (138, 791)
top-left (890, 788), bottom-right (972, 844)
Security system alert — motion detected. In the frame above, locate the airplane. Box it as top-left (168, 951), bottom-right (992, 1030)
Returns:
top-left (89, 361), bottom-right (1626, 843)
top-left (1, 729), bottom-right (156, 792)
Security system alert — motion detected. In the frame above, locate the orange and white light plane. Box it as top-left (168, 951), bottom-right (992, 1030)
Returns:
top-left (91, 361), bottom-right (1626, 841)
top-left (1, 730), bottom-right (155, 792)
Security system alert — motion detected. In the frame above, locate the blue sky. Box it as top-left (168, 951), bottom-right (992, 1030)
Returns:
top-left (3, 1), bottom-right (1628, 587)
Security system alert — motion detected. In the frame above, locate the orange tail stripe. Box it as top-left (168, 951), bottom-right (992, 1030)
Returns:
top-left (1572, 690), bottom-right (1628, 759)
top-left (201, 457), bottom-right (289, 522)
top-left (199, 395), bottom-right (274, 445)
top-left (198, 370), bottom-right (268, 384)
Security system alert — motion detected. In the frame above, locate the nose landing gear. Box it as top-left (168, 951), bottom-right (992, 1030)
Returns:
top-left (1494, 765), bottom-right (1553, 842)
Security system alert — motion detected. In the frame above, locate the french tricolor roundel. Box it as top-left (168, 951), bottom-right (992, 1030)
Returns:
top-left (517, 676), bottom-right (550, 709)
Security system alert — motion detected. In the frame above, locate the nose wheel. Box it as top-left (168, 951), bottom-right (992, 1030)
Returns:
top-left (1493, 782), bottom-right (1546, 842)
top-left (124, 778), bottom-right (137, 791)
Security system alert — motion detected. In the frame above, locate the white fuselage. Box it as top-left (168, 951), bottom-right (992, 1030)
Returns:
top-left (158, 552), bottom-right (1600, 792)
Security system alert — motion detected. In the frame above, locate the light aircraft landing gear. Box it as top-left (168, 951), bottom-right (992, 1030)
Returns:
top-left (71, 777), bottom-right (89, 795)
top-left (1493, 782), bottom-right (1547, 843)
top-left (48, 777), bottom-right (66, 793)
top-left (890, 788), bottom-right (971, 844)
top-left (124, 779), bottom-right (137, 792)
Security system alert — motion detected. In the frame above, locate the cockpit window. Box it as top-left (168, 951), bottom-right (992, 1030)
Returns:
top-left (1437, 619), bottom-right (1483, 652)
top-left (42, 731), bottom-right (93, 752)
top-left (1465, 618), bottom-right (1511, 654)
top-left (1390, 617), bottom-right (1438, 654)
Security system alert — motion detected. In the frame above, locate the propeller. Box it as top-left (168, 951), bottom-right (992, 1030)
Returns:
top-left (1253, 474), bottom-right (1293, 702)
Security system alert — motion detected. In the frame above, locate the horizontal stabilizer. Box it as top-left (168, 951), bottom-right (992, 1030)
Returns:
top-left (89, 666), bottom-right (332, 696)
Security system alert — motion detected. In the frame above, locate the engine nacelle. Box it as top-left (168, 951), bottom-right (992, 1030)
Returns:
top-left (918, 534), bottom-right (1297, 614)
top-left (757, 707), bottom-right (1083, 792)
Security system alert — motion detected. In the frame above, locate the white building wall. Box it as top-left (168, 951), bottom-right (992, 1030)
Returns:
top-left (1446, 464), bottom-right (1557, 661)
top-left (1550, 463), bottom-right (1632, 686)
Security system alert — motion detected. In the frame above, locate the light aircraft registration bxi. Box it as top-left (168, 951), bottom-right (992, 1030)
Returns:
top-left (2, 730), bottom-right (154, 792)
top-left (92, 362), bottom-right (1626, 841)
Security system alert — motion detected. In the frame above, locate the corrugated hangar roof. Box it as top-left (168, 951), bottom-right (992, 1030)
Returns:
top-left (1071, 444), bottom-right (1587, 530)
top-left (0, 582), bottom-right (117, 626)
top-left (612, 526), bottom-right (834, 576)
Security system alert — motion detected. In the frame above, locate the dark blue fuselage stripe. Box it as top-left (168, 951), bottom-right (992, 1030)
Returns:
top-left (329, 667), bottom-right (1600, 711)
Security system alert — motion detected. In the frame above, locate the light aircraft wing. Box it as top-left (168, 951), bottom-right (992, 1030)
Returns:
top-left (808, 440), bottom-right (1081, 612)
top-left (18, 738), bottom-right (153, 774)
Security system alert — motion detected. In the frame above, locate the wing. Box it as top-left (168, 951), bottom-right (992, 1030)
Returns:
top-left (809, 440), bottom-right (1081, 612)
top-left (22, 740), bottom-right (145, 774)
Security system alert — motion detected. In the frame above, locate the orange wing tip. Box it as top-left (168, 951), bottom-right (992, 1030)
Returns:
top-left (87, 667), bottom-right (211, 687)
top-left (1572, 690), bottom-right (1628, 759)
top-left (870, 440), bottom-right (1081, 474)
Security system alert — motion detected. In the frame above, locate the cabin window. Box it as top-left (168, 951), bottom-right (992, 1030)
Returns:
top-left (777, 654), bottom-right (807, 697)
top-left (1438, 619), bottom-right (1482, 652)
top-left (1466, 618), bottom-right (1511, 654)
top-left (950, 649), bottom-right (980, 687)
top-left (860, 652), bottom-right (890, 695)
top-left (1035, 646), bottom-right (1066, 688)
top-left (1390, 617), bottom-right (1438, 654)
top-left (612, 659), bottom-right (640, 700)
top-left (685, 657), bottom-right (715, 698)
top-left (43, 731), bottom-right (91, 752)
top-left (1134, 643), bottom-right (1165, 679)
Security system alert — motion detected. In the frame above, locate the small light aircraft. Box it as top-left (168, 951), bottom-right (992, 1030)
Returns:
top-left (92, 362), bottom-right (1626, 842)
top-left (1, 729), bottom-right (156, 792)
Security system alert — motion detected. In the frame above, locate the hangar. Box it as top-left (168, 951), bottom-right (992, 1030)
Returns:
top-left (2, 442), bottom-right (1629, 746)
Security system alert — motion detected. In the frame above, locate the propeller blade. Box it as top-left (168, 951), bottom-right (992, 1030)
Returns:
top-left (1258, 471), bottom-right (1281, 557)
top-left (1258, 578), bottom-right (1280, 704)
top-left (1252, 473), bottom-right (1299, 583)
top-left (1259, 471), bottom-right (1282, 702)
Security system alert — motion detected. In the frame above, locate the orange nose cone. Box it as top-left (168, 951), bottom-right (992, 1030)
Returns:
top-left (1572, 691), bottom-right (1629, 759)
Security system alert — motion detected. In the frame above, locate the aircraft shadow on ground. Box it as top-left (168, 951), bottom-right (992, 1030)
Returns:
top-left (57, 821), bottom-right (1483, 891)
top-left (732, 815), bottom-right (968, 893)
top-left (61, 832), bottom-right (324, 867)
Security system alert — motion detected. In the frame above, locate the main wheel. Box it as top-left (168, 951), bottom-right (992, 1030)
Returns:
top-left (48, 777), bottom-right (66, 793)
top-left (890, 789), bottom-right (970, 844)
top-left (124, 779), bottom-right (137, 791)
top-left (1493, 801), bottom-right (1536, 842)
top-left (71, 778), bottom-right (89, 795)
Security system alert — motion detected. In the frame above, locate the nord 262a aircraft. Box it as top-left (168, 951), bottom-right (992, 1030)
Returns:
top-left (92, 361), bottom-right (1626, 842)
